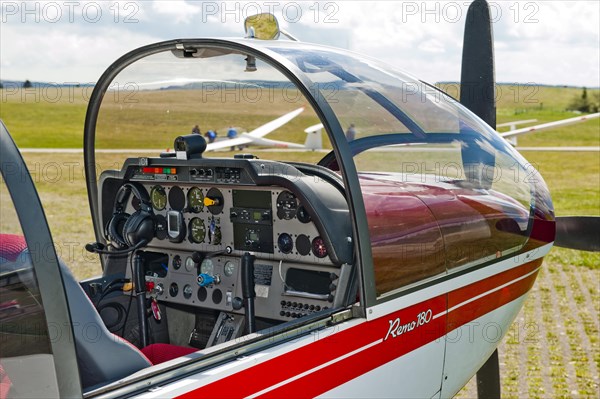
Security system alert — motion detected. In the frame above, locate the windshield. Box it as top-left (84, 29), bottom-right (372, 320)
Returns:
top-left (95, 49), bottom-right (326, 159)
top-left (266, 42), bottom-right (537, 291)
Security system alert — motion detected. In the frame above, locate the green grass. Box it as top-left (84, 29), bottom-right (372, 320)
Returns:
top-left (0, 88), bottom-right (89, 147)
top-left (0, 87), bottom-right (322, 149)
top-left (2, 85), bottom-right (598, 275)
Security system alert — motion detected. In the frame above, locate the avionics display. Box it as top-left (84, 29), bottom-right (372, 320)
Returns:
top-left (231, 189), bottom-right (274, 253)
top-left (232, 190), bottom-right (271, 209)
top-left (285, 268), bottom-right (331, 296)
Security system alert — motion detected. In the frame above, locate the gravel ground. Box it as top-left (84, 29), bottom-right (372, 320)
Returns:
top-left (456, 261), bottom-right (599, 398)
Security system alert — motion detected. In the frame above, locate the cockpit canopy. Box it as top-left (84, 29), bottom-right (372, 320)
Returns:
top-left (86, 37), bottom-right (541, 297)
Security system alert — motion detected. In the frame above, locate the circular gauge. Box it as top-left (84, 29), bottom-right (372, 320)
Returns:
top-left (297, 206), bottom-right (311, 223)
top-left (172, 255), bottom-right (182, 270)
top-left (200, 258), bottom-right (214, 275)
top-left (197, 287), bottom-right (207, 302)
top-left (155, 214), bottom-right (167, 240)
top-left (224, 261), bottom-right (235, 277)
top-left (276, 191), bottom-right (298, 220)
top-left (150, 186), bottom-right (167, 211)
top-left (168, 186), bottom-right (185, 211)
top-left (312, 236), bottom-right (328, 258)
top-left (208, 219), bottom-right (222, 245)
top-left (185, 256), bottom-right (195, 272)
top-left (169, 283), bottom-right (179, 297)
top-left (278, 233), bottom-right (294, 254)
top-left (187, 187), bottom-right (204, 213)
top-left (183, 284), bottom-right (193, 299)
top-left (188, 217), bottom-right (206, 243)
top-left (206, 188), bottom-right (224, 215)
top-left (296, 234), bottom-right (311, 256)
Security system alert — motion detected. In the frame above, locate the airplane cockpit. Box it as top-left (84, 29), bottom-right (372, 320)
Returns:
top-left (81, 28), bottom-right (550, 386)
top-left (1, 13), bottom-right (553, 397)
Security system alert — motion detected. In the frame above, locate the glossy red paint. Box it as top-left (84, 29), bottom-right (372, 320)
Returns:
top-left (360, 173), bottom-right (552, 295)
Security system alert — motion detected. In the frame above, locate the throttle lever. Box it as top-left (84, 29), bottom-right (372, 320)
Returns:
top-left (240, 252), bottom-right (256, 334)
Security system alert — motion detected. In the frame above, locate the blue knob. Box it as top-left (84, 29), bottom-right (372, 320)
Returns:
top-left (197, 273), bottom-right (215, 287)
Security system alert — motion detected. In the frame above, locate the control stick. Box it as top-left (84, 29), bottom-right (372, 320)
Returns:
top-left (133, 253), bottom-right (149, 348)
top-left (240, 252), bottom-right (256, 334)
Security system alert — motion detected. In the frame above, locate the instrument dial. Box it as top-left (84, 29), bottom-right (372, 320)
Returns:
top-left (224, 261), bottom-right (235, 277)
top-left (189, 217), bottom-right (206, 243)
top-left (297, 206), bottom-right (311, 223)
top-left (151, 186), bottom-right (167, 211)
top-left (276, 191), bottom-right (298, 220)
top-left (187, 187), bottom-right (204, 213)
top-left (206, 187), bottom-right (224, 215)
top-left (172, 255), bottom-right (181, 270)
top-left (208, 218), bottom-right (222, 245)
top-left (311, 236), bottom-right (328, 258)
top-left (185, 256), bottom-right (195, 272)
top-left (169, 283), bottom-right (179, 297)
top-left (277, 233), bottom-right (294, 254)
top-left (200, 258), bottom-right (214, 275)
top-left (183, 284), bottom-right (193, 299)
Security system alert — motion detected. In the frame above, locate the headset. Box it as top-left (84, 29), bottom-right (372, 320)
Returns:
top-left (105, 182), bottom-right (155, 250)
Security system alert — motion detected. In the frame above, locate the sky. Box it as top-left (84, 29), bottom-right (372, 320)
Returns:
top-left (1, 1), bottom-right (599, 87)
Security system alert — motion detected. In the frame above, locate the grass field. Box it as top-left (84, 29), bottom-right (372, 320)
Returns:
top-left (1, 83), bottom-right (599, 396)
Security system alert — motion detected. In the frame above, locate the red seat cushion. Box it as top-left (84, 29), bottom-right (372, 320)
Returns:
top-left (0, 234), bottom-right (27, 262)
top-left (141, 343), bottom-right (198, 365)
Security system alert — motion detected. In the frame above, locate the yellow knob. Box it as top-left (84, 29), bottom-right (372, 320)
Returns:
top-left (204, 197), bottom-right (219, 207)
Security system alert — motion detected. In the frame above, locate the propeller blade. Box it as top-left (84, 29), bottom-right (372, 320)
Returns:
top-left (462, 3), bottom-right (503, 395)
top-left (555, 216), bottom-right (600, 252)
top-left (460, 0), bottom-right (496, 129)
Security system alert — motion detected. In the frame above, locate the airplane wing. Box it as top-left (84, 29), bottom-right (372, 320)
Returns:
top-left (205, 107), bottom-right (305, 152)
top-left (239, 134), bottom-right (306, 149)
top-left (245, 107), bottom-right (305, 138)
top-left (500, 113), bottom-right (600, 139)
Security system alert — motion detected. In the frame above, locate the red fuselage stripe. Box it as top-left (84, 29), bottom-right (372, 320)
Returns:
top-left (447, 260), bottom-right (540, 309)
top-left (175, 260), bottom-right (541, 399)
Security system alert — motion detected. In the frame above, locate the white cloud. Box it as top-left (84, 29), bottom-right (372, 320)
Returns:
top-left (150, 0), bottom-right (202, 24)
top-left (0, 1), bottom-right (598, 87)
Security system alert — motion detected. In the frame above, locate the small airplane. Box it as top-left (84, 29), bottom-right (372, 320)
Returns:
top-left (1, 1), bottom-right (598, 398)
top-left (204, 107), bottom-right (305, 151)
top-left (201, 108), bottom-right (325, 152)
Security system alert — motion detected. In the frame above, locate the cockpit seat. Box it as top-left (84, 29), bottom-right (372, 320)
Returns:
top-left (0, 234), bottom-right (197, 390)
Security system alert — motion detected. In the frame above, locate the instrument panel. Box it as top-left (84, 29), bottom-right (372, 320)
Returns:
top-left (142, 184), bottom-right (331, 264)
top-left (100, 158), bottom-right (352, 322)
